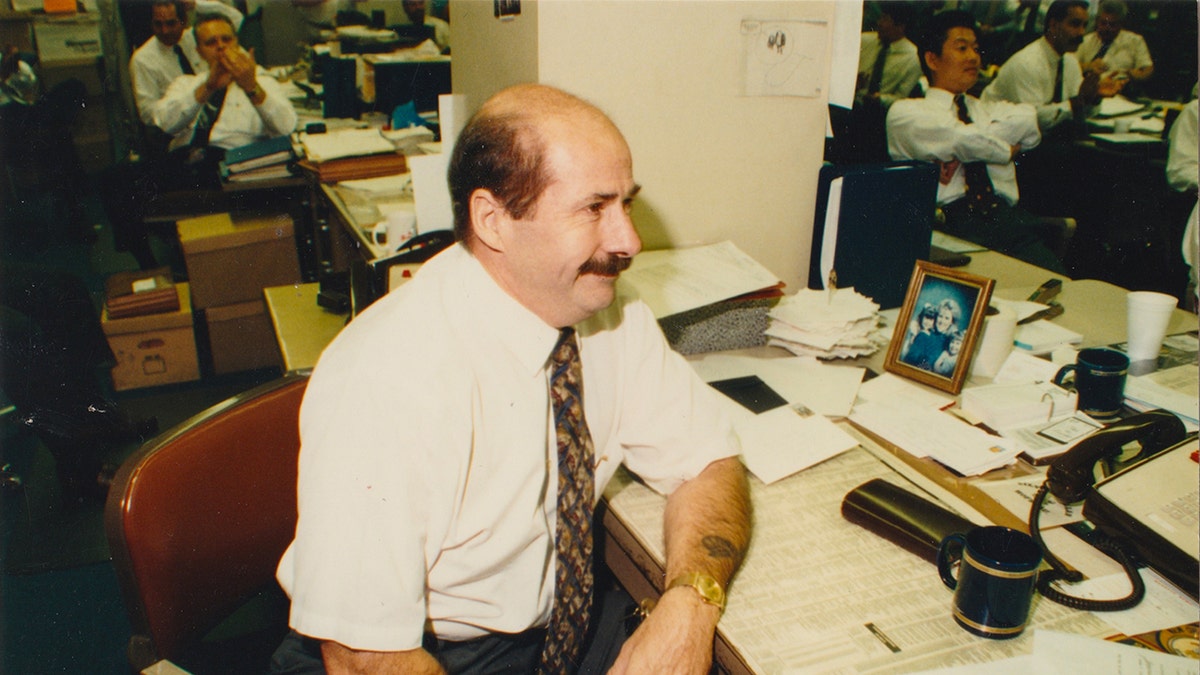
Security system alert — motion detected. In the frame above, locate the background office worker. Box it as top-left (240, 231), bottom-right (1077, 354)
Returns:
top-left (1075, 0), bottom-right (1153, 85)
top-left (982, 0), bottom-right (1123, 135)
top-left (272, 83), bottom-right (751, 674)
top-left (887, 9), bottom-right (1066, 273)
top-left (153, 13), bottom-right (296, 163)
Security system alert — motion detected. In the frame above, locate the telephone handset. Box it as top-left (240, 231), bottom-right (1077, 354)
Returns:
top-left (1046, 409), bottom-right (1187, 504)
top-left (1030, 409), bottom-right (1189, 611)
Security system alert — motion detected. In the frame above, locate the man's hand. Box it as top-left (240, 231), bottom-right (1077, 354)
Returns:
top-left (221, 46), bottom-right (259, 93)
top-left (608, 587), bottom-right (719, 674)
top-left (1079, 70), bottom-right (1124, 103)
top-left (937, 159), bottom-right (960, 186)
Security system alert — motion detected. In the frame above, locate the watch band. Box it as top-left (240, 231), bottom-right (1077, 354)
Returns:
top-left (666, 572), bottom-right (726, 612)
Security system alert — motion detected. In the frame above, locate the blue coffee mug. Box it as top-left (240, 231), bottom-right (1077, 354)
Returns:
top-left (1053, 347), bottom-right (1130, 420)
top-left (937, 526), bottom-right (1042, 639)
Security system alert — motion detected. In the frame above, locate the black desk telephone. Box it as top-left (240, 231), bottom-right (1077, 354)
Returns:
top-left (1030, 409), bottom-right (1196, 610)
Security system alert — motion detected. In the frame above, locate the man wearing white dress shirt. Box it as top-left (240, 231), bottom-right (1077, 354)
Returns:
top-left (982, 0), bottom-right (1123, 134)
top-left (129, 1), bottom-right (244, 137)
top-left (888, 10), bottom-right (1065, 272)
top-left (153, 13), bottom-right (295, 158)
top-left (1076, 1), bottom-right (1153, 84)
top-left (855, 2), bottom-right (921, 110)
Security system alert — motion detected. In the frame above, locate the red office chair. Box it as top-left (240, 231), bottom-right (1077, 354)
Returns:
top-left (105, 374), bottom-right (308, 673)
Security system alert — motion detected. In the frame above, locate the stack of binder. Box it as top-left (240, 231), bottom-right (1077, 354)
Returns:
top-left (219, 135), bottom-right (297, 183)
top-left (104, 267), bottom-right (179, 319)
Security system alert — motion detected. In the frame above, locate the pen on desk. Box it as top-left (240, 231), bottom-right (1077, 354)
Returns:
top-left (1017, 301), bottom-right (1065, 325)
top-left (827, 269), bottom-right (837, 305)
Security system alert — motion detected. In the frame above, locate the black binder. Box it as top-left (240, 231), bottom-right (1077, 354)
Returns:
top-left (808, 161), bottom-right (939, 309)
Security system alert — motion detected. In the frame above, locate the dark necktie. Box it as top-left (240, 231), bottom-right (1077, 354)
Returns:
top-left (1052, 56), bottom-right (1064, 103)
top-left (538, 328), bottom-right (595, 674)
top-left (954, 95), bottom-right (999, 215)
top-left (173, 45), bottom-right (194, 75)
top-left (1095, 40), bottom-right (1112, 60)
top-left (1022, 4), bottom-right (1039, 34)
top-left (190, 86), bottom-right (227, 148)
top-left (867, 40), bottom-right (889, 95)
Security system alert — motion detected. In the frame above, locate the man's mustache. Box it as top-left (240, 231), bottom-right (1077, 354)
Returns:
top-left (579, 255), bottom-right (633, 276)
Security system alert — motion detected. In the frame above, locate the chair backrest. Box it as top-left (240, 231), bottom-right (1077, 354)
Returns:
top-left (105, 374), bottom-right (308, 670)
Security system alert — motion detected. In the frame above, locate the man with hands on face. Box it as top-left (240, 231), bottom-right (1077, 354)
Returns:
top-left (153, 12), bottom-right (296, 157)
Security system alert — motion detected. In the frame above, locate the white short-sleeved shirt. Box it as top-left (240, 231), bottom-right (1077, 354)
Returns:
top-left (888, 87), bottom-right (1041, 206)
top-left (983, 37), bottom-right (1083, 132)
top-left (276, 243), bottom-right (740, 651)
top-left (1075, 30), bottom-right (1153, 76)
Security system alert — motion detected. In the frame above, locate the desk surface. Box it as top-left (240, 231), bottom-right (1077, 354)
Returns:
top-left (601, 250), bottom-right (1199, 674)
top-left (263, 283), bottom-right (347, 373)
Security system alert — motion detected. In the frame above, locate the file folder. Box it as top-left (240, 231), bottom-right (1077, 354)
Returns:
top-left (808, 161), bottom-right (939, 309)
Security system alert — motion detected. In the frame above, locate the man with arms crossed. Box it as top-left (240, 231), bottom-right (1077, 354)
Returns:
top-left (887, 10), bottom-right (1065, 273)
top-left (272, 83), bottom-right (752, 674)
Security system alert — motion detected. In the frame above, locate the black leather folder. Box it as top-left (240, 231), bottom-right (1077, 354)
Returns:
top-left (841, 478), bottom-right (975, 564)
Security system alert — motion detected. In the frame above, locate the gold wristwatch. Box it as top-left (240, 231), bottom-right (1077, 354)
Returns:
top-left (666, 572), bottom-right (726, 613)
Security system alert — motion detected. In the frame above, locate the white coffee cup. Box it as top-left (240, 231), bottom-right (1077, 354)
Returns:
top-left (971, 304), bottom-right (1017, 380)
top-left (369, 211), bottom-right (417, 253)
top-left (1112, 117), bottom-right (1133, 134)
top-left (1125, 291), bottom-right (1177, 362)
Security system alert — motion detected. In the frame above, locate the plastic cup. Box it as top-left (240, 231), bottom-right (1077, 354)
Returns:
top-left (1126, 291), bottom-right (1177, 362)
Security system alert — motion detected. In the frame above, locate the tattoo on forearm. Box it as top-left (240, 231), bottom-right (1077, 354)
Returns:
top-left (702, 535), bottom-right (738, 559)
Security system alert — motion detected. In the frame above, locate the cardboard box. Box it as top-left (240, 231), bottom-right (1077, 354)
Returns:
top-left (32, 16), bottom-right (101, 64)
top-left (205, 299), bottom-right (280, 375)
top-left (102, 283), bottom-right (200, 391)
top-left (177, 212), bottom-right (301, 309)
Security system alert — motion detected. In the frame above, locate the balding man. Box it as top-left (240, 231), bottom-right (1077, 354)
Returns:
top-left (271, 84), bottom-right (752, 674)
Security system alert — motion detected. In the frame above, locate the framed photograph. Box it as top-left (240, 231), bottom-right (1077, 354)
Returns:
top-left (884, 261), bottom-right (995, 394)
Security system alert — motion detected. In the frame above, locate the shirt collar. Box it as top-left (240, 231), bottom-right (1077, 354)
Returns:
top-left (446, 244), bottom-right (564, 378)
top-left (926, 87), bottom-right (959, 110)
top-left (1036, 37), bottom-right (1062, 63)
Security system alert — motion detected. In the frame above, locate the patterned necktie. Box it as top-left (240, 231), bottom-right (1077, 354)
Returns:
top-left (867, 40), bottom-right (889, 95)
top-left (1052, 56), bottom-right (1064, 103)
top-left (173, 45), bottom-right (194, 75)
top-left (538, 328), bottom-right (595, 674)
top-left (954, 95), bottom-right (999, 215)
top-left (190, 86), bottom-right (227, 148)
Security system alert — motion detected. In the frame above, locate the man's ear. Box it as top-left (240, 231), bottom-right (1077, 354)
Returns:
top-left (469, 188), bottom-right (507, 253)
top-left (923, 50), bottom-right (938, 76)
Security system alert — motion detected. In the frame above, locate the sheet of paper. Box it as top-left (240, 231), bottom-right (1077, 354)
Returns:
top-left (856, 372), bottom-right (955, 411)
top-left (1033, 629), bottom-right (1199, 674)
top-left (1097, 95), bottom-right (1147, 117)
top-left (819, 177), bottom-right (842, 290)
top-left (337, 173), bottom-right (412, 195)
top-left (1067, 569), bottom-right (1200, 637)
top-left (931, 231), bottom-right (988, 253)
top-left (973, 474), bottom-right (1084, 529)
top-left (300, 127), bottom-right (395, 162)
top-left (739, 19), bottom-right (827, 98)
top-left (993, 349), bottom-right (1064, 384)
top-left (991, 297), bottom-right (1049, 323)
top-left (736, 406), bottom-right (858, 484)
top-left (690, 353), bottom-right (865, 418)
top-left (407, 151), bottom-right (453, 233)
top-left (620, 241), bottom-right (779, 318)
top-left (850, 400), bottom-right (1020, 475)
top-left (1125, 365), bottom-right (1200, 423)
top-left (826, 0), bottom-right (862, 110)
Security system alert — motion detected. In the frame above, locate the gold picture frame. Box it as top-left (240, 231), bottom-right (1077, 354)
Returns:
top-left (884, 261), bottom-right (995, 394)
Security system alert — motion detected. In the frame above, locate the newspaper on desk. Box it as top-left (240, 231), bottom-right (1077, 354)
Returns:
top-left (604, 446), bottom-right (1119, 675)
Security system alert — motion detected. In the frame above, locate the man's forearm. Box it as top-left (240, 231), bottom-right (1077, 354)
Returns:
top-left (662, 456), bottom-right (752, 587)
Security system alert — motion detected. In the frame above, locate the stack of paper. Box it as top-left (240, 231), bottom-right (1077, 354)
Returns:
top-left (765, 287), bottom-right (887, 359)
top-left (850, 400), bottom-right (1021, 476)
top-left (1013, 320), bottom-right (1083, 354)
top-left (1125, 365), bottom-right (1200, 427)
top-left (298, 128), bottom-right (407, 183)
top-left (960, 381), bottom-right (1077, 430)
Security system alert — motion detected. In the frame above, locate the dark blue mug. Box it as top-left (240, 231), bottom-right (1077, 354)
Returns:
top-left (1053, 347), bottom-right (1129, 421)
top-left (937, 526), bottom-right (1042, 639)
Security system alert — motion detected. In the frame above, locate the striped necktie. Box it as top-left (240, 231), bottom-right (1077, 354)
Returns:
top-left (538, 328), bottom-right (595, 674)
